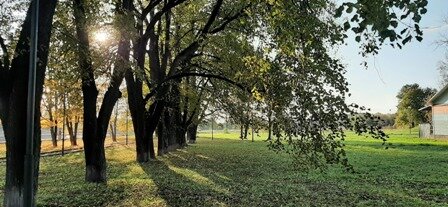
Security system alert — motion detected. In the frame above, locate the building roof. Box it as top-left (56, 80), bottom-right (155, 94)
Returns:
top-left (419, 105), bottom-right (432, 111)
top-left (427, 83), bottom-right (448, 106)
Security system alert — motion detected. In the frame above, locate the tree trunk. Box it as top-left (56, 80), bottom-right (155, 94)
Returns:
top-left (72, 116), bottom-right (79, 146)
top-left (109, 103), bottom-right (118, 142)
top-left (126, 35), bottom-right (164, 161)
top-left (157, 119), bottom-right (167, 156)
top-left (50, 125), bottom-right (58, 147)
top-left (240, 124), bottom-right (244, 140)
top-left (158, 109), bottom-right (182, 155)
top-left (267, 109), bottom-right (272, 141)
top-left (48, 97), bottom-right (57, 147)
top-left (187, 123), bottom-right (198, 144)
top-left (125, 67), bottom-right (148, 162)
top-left (74, 0), bottom-right (131, 182)
top-left (73, 0), bottom-right (105, 183)
top-left (0, 1), bottom-right (57, 205)
top-left (176, 127), bottom-right (187, 147)
top-left (109, 123), bottom-right (117, 142)
top-left (66, 116), bottom-right (77, 146)
top-left (244, 122), bottom-right (249, 139)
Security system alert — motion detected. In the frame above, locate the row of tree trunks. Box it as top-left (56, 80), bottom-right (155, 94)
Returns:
top-left (0, 1), bottom-right (58, 205)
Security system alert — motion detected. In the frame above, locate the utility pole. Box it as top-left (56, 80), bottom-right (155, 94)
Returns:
top-left (24, 0), bottom-right (39, 206)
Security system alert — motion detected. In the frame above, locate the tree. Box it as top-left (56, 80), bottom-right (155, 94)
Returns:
top-left (438, 17), bottom-right (448, 87)
top-left (0, 1), bottom-right (58, 205)
top-left (123, 0), bottom-right (252, 162)
top-left (395, 84), bottom-right (436, 128)
top-left (46, 4), bottom-right (84, 147)
top-left (153, 0), bottom-right (428, 170)
top-left (439, 54), bottom-right (448, 87)
top-left (42, 80), bottom-right (60, 147)
top-left (72, 0), bottom-right (132, 182)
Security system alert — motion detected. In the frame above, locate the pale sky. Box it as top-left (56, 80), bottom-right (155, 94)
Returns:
top-left (342, 0), bottom-right (448, 114)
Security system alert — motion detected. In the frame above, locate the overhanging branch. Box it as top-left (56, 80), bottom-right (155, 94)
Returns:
top-left (143, 72), bottom-right (248, 103)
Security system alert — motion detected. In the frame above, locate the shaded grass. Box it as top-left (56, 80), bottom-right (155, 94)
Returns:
top-left (0, 130), bottom-right (447, 206)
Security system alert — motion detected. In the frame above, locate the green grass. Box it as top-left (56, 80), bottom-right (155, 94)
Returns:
top-left (0, 129), bottom-right (447, 206)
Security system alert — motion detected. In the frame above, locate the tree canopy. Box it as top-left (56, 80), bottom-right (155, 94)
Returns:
top-left (395, 84), bottom-right (435, 128)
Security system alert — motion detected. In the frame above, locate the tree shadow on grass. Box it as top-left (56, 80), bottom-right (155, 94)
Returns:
top-left (139, 159), bottom-right (237, 207)
top-left (36, 153), bottom-right (129, 207)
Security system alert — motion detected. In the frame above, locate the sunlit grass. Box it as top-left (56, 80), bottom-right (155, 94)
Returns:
top-left (0, 128), bottom-right (446, 206)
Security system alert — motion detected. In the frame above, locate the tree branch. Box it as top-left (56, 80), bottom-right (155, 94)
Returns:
top-left (141, 0), bottom-right (163, 18)
top-left (0, 35), bottom-right (10, 69)
top-left (208, 3), bottom-right (251, 34)
top-left (201, 0), bottom-right (224, 35)
top-left (142, 0), bottom-right (188, 42)
top-left (144, 72), bottom-right (247, 103)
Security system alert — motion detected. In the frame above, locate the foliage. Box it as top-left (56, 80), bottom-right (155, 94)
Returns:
top-left (395, 84), bottom-right (435, 128)
top-left (336, 0), bottom-right (428, 55)
top-left (439, 53), bottom-right (448, 88)
top-left (374, 113), bottom-right (397, 128)
top-left (438, 20), bottom-right (448, 87)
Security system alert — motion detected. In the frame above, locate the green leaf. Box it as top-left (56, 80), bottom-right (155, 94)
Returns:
top-left (402, 36), bottom-right (412, 45)
top-left (390, 20), bottom-right (398, 28)
top-left (343, 21), bottom-right (350, 31)
top-left (420, 8), bottom-right (427, 14)
top-left (335, 6), bottom-right (344, 18)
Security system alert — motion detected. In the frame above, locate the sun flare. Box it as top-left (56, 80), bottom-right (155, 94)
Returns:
top-left (93, 30), bottom-right (110, 43)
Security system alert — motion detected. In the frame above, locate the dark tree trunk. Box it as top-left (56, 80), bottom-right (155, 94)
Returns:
top-left (125, 68), bottom-right (148, 162)
top-left (72, 116), bottom-right (79, 146)
top-left (187, 123), bottom-right (198, 144)
top-left (157, 118), bottom-right (167, 156)
top-left (144, 108), bottom-right (159, 158)
top-left (66, 116), bottom-right (77, 146)
top-left (126, 30), bottom-right (165, 161)
top-left (244, 122), bottom-right (249, 139)
top-left (157, 109), bottom-right (181, 155)
top-left (0, 1), bottom-right (57, 205)
top-left (73, 0), bottom-right (104, 183)
top-left (50, 125), bottom-right (58, 147)
top-left (66, 117), bottom-right (73, 141)
top-left (48, 97), bottom-right (58, 147)
top-left (73, 0), bottom-right (131, 182)
top-left (240, 124), bottom-right (244, 140)
top-left (267, 109), bottom-right (272, 141)
top-left (176, 127), bottom-right (187, 147)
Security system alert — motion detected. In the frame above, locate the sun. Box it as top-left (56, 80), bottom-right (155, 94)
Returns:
top-left (93, 30), bottom-right (110, 43)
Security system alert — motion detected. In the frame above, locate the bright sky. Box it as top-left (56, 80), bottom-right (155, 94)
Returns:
top-left (342, 0), bottom-right (448, 114)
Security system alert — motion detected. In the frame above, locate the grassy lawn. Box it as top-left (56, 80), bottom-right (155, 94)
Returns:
top-left (0, 129), bottom-right (447, 206)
